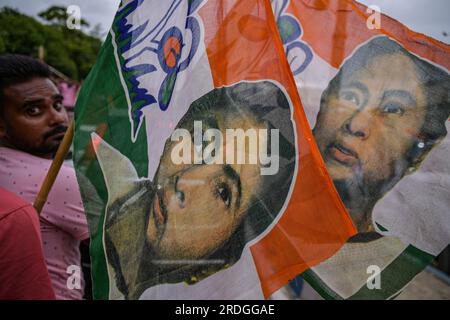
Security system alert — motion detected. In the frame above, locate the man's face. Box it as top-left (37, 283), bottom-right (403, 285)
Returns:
top-left (146, 108), bottom-right (265, 261)
top-left (0, 77), bottom-right (69, 159)
top-left (313, 53), bottom-right (427, 227)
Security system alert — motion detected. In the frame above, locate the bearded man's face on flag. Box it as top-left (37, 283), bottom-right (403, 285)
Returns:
top-left (148, 82), bottom-right (291, 261)
top-left (96, 81), bottom-right (297, 298)
top-left (313, 37), bottom-right (450, 233)
top-left (148, 115), bottom-right (264, 261)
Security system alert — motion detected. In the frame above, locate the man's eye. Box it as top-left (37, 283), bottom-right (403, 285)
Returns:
top-left (54, 102), bottom-right (63, 111)
top-left (382, 103), bottom-right (404, 115)
top-left (215, 182), bottom-right (231, 207)
top-left (26, 106), bottom-right (41, 116)
top-left (340, 91), bottom-right (360, 106)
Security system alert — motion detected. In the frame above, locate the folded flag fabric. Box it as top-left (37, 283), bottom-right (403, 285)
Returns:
top-left (73, 0), bottom-right (357, 300)
top-left (272, 0), bottom-right (450, 299)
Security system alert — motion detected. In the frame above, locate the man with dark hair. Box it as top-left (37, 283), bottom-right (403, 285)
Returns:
top-left (0, 54), bottom-right (66, 158)
top-left (313, 36), bottom-right (450, 234)
top-left (0, 54), bottom-right (89, 299)
top-left (93, 81), bottom-right (297, 299)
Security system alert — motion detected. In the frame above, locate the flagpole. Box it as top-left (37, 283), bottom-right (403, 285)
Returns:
top-left (34, 120), bottom-right (74, 214)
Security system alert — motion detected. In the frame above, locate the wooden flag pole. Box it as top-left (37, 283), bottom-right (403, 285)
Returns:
top-left (34, 120), bottom-right (75, 214)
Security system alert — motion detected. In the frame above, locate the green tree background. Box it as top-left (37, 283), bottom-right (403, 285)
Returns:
top-left (0, 6), bottom-right (102, 81)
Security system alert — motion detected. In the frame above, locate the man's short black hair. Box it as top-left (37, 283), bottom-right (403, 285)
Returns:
top-left (0, 54), bottom-right (51, 113)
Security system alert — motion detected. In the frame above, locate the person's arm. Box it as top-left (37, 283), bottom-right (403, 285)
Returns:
top-left (0, 205), bottom-right (55, 300)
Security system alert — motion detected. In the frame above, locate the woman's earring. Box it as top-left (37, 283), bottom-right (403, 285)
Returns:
top-left (407, 140), bottom-right (426, 173)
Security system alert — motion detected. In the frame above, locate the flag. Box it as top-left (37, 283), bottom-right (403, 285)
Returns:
top-left (73, 0), bottom-right (356, 300)
top-left (272, 0), bottom-right (450, 299)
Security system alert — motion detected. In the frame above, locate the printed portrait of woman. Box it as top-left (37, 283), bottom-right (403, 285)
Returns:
top-left (307, 36), bottom-right (450, 297)
top-left (313, 36), bottom-right (450, 236)
top-left (93, 81), bottom-right (297, 299)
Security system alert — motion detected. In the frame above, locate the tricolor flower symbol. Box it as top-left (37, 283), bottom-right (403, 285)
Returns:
top-left (272, 0), bottom-right (313, 75)
top-left (113, 0), bottom-right (203, 140)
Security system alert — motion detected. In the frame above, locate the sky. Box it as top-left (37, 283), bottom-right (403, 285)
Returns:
top-left (357, 0), bottom-right (450, 43)
top-left (0, 0), bottom-right (449, 43)
top-left (0, 0), bottom-right (121, 38)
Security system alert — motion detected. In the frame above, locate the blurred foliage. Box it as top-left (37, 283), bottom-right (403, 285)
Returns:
top-left (39, 6), bottom-right (90, 27)
top-left (0, 6), bottom-right (102, 81)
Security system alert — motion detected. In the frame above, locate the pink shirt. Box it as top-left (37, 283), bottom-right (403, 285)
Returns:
top-left (0, 147), bottom-right (89, 300)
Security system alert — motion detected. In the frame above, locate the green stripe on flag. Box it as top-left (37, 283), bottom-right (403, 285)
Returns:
top-left (375, 223), bottom-right (388, 232)
top-left (348, 245), bottom-right (435, 300)
top-left (301, 244), bottom-right (435, 300)
top-left (74, 33), bottom-right (149, 299)
top-left (301, 269), bottom-right (344, 300)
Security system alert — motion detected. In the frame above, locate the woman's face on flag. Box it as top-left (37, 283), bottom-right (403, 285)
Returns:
top-left (314, 52), bottom-right (427, 210)
top-left (145, 109), bottom-right (264, 261)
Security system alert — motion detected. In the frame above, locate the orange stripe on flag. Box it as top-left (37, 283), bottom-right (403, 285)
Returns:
top-left (287, 0), bottom-right (450, 69)
top-left (200, 0), bottom-right (357, 298)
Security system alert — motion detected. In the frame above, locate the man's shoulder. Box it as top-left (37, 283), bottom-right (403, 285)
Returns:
top-left (0, 146), bottom-right (48, 166)
top-left (0, 146), bottom-right (27, 157)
